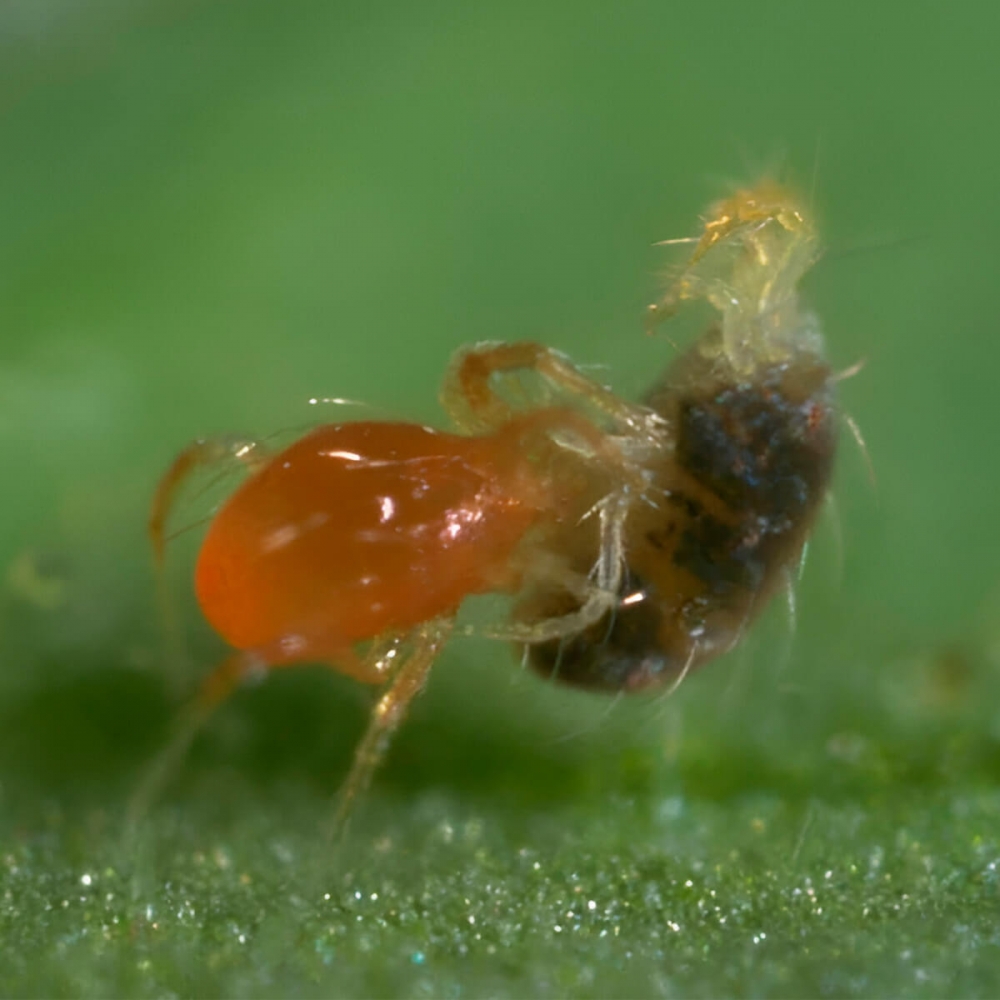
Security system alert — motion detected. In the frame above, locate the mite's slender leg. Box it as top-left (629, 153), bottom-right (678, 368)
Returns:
top-left (442, 349), bottom-right (653, 643)
top-left (441, 341), bottom-right (656, 438)
top-left (442, 345), bottom-right (661, 644)
top-left (331, 632), bottom-right (410, 686)
top-left (132, 437), bottom-right (273, 838)
top-left (149, 436), bottom-right (269, 679)
top-left (455, 492), bottom-right (630, 644)
top-left (128, 630), bottom-right (413, 837)
top-left (127, 649), bottom-right (264, 832)
top-left (468, 582), bottom-right (618, 645)
top-left (149, 436), bottom-right (269, 564)
top-left (442, 349), bottom-right (661, 603)
top-left (331, 618), bottom-right (454, 839)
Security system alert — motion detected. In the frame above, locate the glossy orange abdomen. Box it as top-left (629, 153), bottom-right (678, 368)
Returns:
top-left (195, 421), bottom-right (541, 666)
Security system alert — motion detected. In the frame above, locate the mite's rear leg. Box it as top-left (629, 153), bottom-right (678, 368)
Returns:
top-left (131, 437), bottom-right (272, 835)
top-left (149, 436), bottom-right (270, 676)
top-left (126, 649), bottom-right (264, 834)
top-left (127, 630), bottom-right (413, 837)
top-left (441, 340), bottom-right (656, 438)
top-left (331, 618), bottom-right (454, 840)
top-left (149, 436), bottom-right (269, 564)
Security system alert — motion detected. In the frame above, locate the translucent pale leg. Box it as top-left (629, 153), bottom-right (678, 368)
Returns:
top-left (127, 649), bottom-right (261, 832)
top-left (148, 436), bottom-right (271, 678)
top-left (455, 492), bottom-right (630, 644)
top-left (149, 435), bottom-right (270, 564)
top-left (440, 340), bottom-right (653, 436)
top-left (127, 627), bottom-right (415, 835)
top-left (331, 618), bottom-right (454, 839)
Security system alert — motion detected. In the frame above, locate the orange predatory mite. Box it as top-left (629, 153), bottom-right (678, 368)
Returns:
top-left (133, 180), bottom-right (839, 833)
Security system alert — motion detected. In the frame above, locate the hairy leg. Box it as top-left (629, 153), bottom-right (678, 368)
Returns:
top-left (148, 435), bottom-right (271, 686)
top-left (441, 346), bottom-right (652, 646)
top-left (440, 340), bottom-right (655, 437)
top-left (149, 436), bottom-right (269, 564)
top-left (127, 649), bottom-right (263, 832)
top-left (331, 618), bottom-right (454, 839)
top-left (128, 627), bottom-right (424, 836)
top-left (454, 492), bottom-right (630, 644)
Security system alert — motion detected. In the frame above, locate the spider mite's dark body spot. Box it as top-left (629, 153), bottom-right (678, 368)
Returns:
top-left (523, 332), bottom-right (838, 692)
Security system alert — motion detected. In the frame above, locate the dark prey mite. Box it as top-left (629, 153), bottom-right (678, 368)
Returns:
top-left (521, 181), bottom-right (837, 691)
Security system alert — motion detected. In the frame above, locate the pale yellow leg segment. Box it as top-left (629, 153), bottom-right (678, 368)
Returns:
top-left (331, 618), bottom-right (454, 840)
top-left (455, 492), bottom-right (631, 644)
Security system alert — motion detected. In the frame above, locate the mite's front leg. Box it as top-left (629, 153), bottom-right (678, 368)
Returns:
top-left (440, 340), bottom-right (653, 437)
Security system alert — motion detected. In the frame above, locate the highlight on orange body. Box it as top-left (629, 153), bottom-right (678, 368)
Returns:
top-left (196, 422), bottom-right (542, 671)
top-left (134, 180), bottom-right (840, 836)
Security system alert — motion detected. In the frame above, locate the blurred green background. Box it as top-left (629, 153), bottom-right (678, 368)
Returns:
top-left (0, 1), bottom-right (998, 996)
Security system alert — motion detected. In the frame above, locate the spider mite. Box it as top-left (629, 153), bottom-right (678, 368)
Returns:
top-left (133, 179), bottom-right (837, 831)
top-left (519, 180), bottom-right (838, 690)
